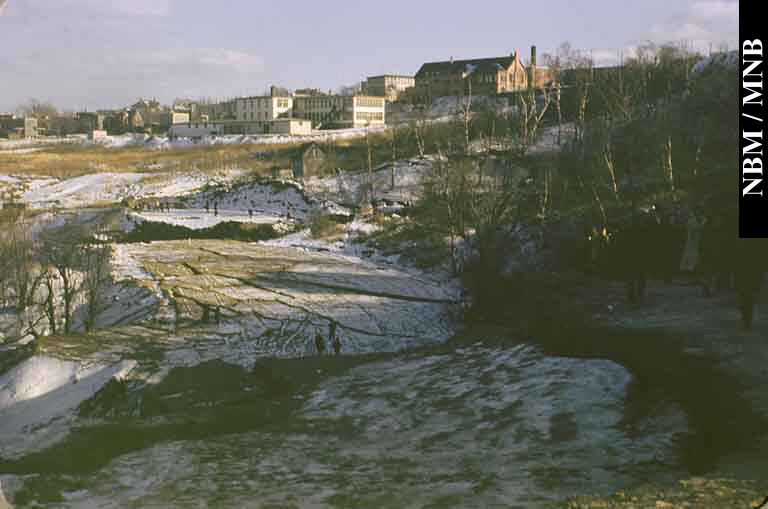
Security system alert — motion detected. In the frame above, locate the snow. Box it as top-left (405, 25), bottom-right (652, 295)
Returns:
top-left (130, 209), bottom-right (286, 230)
top-left (427, 95), bottom-right (514, 121)
top-left (0, 136), bottom-right (84, 151)
top-left (43, 344), bottom-right (688, 508)
top-left (112, 244), bottom-right (153, 281)
top-left (0, 147), bottom-right (44, 154)
top-left (87, 126), bottom-right (393, 152)
top-left (692, 50), bottom-right (738, 73)
top-left (182, 180), bottom-right (315, 219)
top-left (0, 355), bottom-right (136, 458)
top-left (0, 175), bottom-right (21, 185)
top-left (3, 169), bottom-right (250, 210)
top-left (302, 158), bottom-right (432, 207)
top-left (22, 173), bottom-right (145, 209)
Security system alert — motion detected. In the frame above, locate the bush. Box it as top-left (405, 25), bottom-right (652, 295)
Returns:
top-left (309, 214), bottom-right (341, 239)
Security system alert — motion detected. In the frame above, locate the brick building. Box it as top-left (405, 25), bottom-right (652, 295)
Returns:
top-left (413, 46), bottom-right (551, 103)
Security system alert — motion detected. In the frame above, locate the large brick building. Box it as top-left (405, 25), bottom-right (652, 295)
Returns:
top-left (412, 46), bottom-right (550, 103)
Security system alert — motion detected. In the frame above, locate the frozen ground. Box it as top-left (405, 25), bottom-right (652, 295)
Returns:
top-left (0, 356), bottom-right (136, 458)
top-left (692, 50), bottom-right (738, 73)
top-left (0, 136), bottom-right (84, 151)
top-left (11, 343), bottom-right (689, 508)
top-left (0, 170), bottom-right (248, 210)
top-left (89, 125), bottom-right (392, 151)
top-left (302, 157), bottom-right (431, 207)
top-left (105, 239), bottom-right (459, 360)
top-left (0, 236), bottom-right (459, 460)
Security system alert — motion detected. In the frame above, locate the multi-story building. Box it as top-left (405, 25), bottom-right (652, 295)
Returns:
top-left (234, 94), bottom-right (293, 122)
top-left (0, 115), bottom-right (37, 139)
top-left (144, 110), bottom-right (190, 130)
top-left (413, 48), bottom-right (534, 103)
top-left (75, 112), bottom-right (104, 132)
top-left (293, 95), bottom-right (385, 128)
top-left (169, 118), bottom-right (311, 138)
top-left (197, 100), bottom-right (236, 122)
top-left (294, 88), bottom-right (326, 97)
top-left (362, 75), bottom-right (415, 101)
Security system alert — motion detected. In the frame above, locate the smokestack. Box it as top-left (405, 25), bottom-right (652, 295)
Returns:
top-left (531, 45), bottom-right (537, 66)
top-left (529, 45), bottom-right (538, 90)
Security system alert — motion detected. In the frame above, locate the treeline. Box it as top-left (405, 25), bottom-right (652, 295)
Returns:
top-left (390, 42), bottom-right (737, 318)
top-left (0, 221), bottom-right (112, 343)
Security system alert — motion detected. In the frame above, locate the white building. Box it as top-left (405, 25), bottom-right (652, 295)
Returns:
top-left (169, 118), bottom-right (312, 138)
top-left (293, 95), bottom-right (385, 128)
top-left (234, 95), bottom-right (293, 122)
top-left (168, 121), bottom-right (224, 138)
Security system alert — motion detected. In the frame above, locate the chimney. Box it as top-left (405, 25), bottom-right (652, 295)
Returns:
top-left (529, 45), bottom-right (537, 90)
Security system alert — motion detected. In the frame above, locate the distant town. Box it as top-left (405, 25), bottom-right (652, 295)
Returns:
top-left (0, 45), bottom-right (560, 141)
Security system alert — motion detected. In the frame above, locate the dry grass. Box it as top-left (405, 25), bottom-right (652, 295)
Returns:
top-left (0, 123), bottom-right (439, 181)
top-left (0, 142), bottom-right (301, 179)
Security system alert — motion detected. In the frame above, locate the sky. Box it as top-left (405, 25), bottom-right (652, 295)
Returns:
top-left (0, 0), bottom-right (739, 112)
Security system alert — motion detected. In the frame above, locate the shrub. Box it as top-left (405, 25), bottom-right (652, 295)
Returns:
top-left (309, 214), bottom-right (341, 239)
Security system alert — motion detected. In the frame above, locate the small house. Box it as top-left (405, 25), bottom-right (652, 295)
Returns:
top-left (291, 142), bottom-right (326, 179)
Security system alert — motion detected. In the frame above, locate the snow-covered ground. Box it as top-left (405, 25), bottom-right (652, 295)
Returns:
top-left (21, 172), bottom-right (146, 209)
top-left (0, 136), bottom-right (84, 151)
top-left (129, 209), bottom-right (288, 230)
top-left (88, 125), bottom-right (393, 151)
top-left (1, 169), bottom-right (249, 210)
top-left (13, 343), bottom-right (688, 508)
top-left (0, 147), bottom-right (45, 155)
top-left (692, 50), bottom-right (738, 73)
top-left (0, 355), bottom-right (136, 458)
top-left (302, 157), bottom-right (432, 207)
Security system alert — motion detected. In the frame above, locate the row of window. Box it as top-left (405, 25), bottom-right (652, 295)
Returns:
top-left (356, 97), bottom-right (384, 108)
top-left (356, 111), bottom-right (383, 121)
top-left (238, 98), bottom-right (293, 110)
top-left (240, 112), bottom-right (272, 120)
top-left (297, 98), bottom-right (344, 109)
top-left (305, 111), bottom-right (339, 121)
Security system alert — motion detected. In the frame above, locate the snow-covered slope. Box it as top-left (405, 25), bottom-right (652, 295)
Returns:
top-left (0, 356), bottom-right (136, 458)
top-left (692, 50), bottom-right (738, 73)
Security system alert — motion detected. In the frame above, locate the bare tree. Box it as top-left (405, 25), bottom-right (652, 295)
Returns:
top-left (338, 82), bottom-right (362, 96)
top-left (366, 123), bottom-right (375, 205)
top-left (82, 243), bottom-right (112, 332)
top-left (17, 98), bottom-right (58, 118)
top-left (512, 84), bottom-right (553, 157)
top-left (390, 125), bottom-right (398, 189)
top-left (421, 148), bottom-right (476, 275)
top-left (458, 79), bottom-right (473, 154)
top-left (39, 226), bottom-right (89, 334)
top-left (41, 268), bottom-right (57, 336)
top-left (409, 94), bottom-right (431, 158)
top-left (5, 227), bottom-right (37, 313)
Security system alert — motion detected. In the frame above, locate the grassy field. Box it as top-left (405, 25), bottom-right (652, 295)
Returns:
top-left (0, 124), bottom-right (445, 180)
top-left (0, 142), bottom-right (302, 179)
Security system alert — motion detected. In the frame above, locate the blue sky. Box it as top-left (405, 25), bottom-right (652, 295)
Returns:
top-left (0, 0), bottom-right (738, 112)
